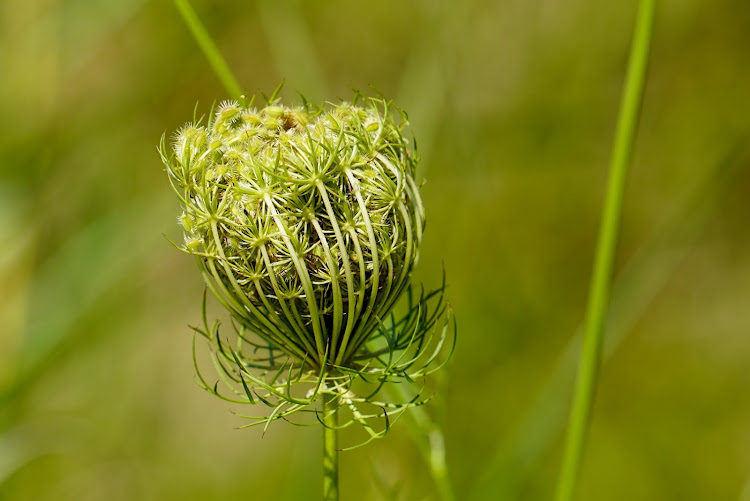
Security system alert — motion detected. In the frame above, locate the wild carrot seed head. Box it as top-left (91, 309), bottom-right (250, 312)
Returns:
top-left (163, 95), bottom-right (424, 369)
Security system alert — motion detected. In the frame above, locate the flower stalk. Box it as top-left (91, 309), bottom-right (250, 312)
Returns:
top-left (322, 391), bottom-right (339, 501)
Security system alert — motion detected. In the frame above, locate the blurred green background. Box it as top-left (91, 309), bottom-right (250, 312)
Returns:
top-left (2, 0), bottom-right (750, 499)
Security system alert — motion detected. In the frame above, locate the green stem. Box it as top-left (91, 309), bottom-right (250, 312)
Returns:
top-left (173, 0), bottom-right (244, 101)
top-left (322, 392), bottom-right (339, 501)
top-left (554, 1), bottom-right (656, 500)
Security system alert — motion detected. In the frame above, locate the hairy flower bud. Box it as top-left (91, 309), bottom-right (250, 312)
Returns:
top-left (163, 95), bottom-right (424, 369)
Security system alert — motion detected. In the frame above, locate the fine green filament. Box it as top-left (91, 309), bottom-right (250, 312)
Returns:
top-left (554, 0), bottom-right (656, 500)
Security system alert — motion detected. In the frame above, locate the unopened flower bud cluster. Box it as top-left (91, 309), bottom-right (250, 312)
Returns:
top-left (164, 97), bottom-right (424, 369)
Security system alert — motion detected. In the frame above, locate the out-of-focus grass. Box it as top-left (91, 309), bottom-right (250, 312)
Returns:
top-left (2, 1), bottom-right (750, 500)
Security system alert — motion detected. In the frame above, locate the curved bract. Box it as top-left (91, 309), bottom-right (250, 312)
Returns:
top-left (161, 92), bottom-right (453, 440)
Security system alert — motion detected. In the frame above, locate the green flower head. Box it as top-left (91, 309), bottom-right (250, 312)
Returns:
top-left (167, 94), bottom-right (424, 366)
top-left (161, 91), bottom-right (452, 438)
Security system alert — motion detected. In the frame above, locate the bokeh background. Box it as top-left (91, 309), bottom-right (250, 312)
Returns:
top-left (2, 0), bottom-right (750, 499)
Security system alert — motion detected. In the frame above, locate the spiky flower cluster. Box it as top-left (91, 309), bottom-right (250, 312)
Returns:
top-left (166, 95), bottom-right (423, 367)
top-left (161, 93), bottom-right (452, 438)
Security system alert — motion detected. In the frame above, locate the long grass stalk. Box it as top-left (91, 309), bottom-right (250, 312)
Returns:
top-left (554, 1), bottom-right (656, 500)
top-left (173, 0), bottom-right (244, 101)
